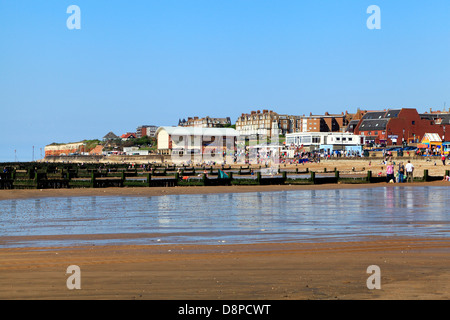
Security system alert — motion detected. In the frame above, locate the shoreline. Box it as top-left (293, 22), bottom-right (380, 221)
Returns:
top-left (0, 237), bottom-right (448, 299)
top-left (1, 180), bottom-right (450, 201)
top-left (2, 161), bottom-right (449, 299)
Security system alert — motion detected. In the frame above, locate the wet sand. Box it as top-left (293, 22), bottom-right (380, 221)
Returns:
top-left (0, 238), bottom-right (449, 300)
top-left (1, 180), bottom-right (450, 201)
top-left (1, 167), bottom-right (449, 300)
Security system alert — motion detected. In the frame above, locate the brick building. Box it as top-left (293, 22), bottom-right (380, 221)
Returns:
top-left (235, 110), bottom-right (302, 136)
top-left (136, 125), bottom-right (158, 138)
top-left (300, 112), bottom-right (349, 133)
top-left (236, 109), bottom-right (354, 136)
top-left (235, 110), bottom-right (280, 137)
top-left (351, 108), bottom-right (450, 146)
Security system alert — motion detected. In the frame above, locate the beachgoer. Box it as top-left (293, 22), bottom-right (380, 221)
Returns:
top-left (398, 162), bottom-right (405, 183)
top-left (405, 160), bottom-right (414, 183)
top-left (386, 161), bottom-right (395, 183)
top-left (442, 154), bottom-right (446, 166)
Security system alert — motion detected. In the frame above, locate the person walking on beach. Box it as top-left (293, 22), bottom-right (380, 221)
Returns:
top-left (386, 161), bottom-right (395, 183)
top-left (397, 162), bottom-right (405, 183)
top-left (442, 153), bottom-right (446, 166)
top-left (405, 160), bottom-right (414, 183)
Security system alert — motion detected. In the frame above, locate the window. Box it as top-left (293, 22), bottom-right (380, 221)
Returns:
top-left (412, 121), bottom-right (415, 125)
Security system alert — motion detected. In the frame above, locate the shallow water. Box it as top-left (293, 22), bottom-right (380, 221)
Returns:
top-left (0, 186), bottom-right (449, 248)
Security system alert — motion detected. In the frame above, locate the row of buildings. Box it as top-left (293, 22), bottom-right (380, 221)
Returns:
top-left (174, 108), bottom-right (450, 144)
top-left (107, 110), bottom-right (356, 142)
top-left (45, 107), bottom-right (450, 158)
top-left (157, 107), bottom-right (450, 157)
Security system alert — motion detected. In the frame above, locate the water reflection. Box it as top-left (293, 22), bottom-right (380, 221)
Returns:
top-left (0, 186), bottom-right (449, 247)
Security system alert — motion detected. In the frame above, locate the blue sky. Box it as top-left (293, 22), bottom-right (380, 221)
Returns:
top-left (1, 0), bottom-right (449, 161)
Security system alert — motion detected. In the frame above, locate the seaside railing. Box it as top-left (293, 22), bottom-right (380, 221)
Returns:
top-left (0, 162), bottom-right (449, 189)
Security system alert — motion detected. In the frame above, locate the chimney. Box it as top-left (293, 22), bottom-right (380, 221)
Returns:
top-left (325, 112), bottom-right (329, 116)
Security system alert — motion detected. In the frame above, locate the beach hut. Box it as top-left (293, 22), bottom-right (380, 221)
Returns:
top-left (442, 142), bottom-right (450, 155)
top-left (417, 133), bottom-right (442, 149)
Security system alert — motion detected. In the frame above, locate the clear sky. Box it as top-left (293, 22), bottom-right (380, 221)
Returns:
top-left (1, 0), bottom-right (449, 162)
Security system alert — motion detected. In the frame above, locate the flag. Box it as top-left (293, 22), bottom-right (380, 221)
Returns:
top-left (218, 169), bottom-right (229, 179)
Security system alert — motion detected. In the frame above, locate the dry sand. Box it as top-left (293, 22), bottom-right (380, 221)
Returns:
top-left (1, 158), bottom-right (449, 300)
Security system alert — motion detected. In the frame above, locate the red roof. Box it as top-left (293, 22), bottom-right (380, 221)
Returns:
top-left (121, 133), bottom-right (136, 139)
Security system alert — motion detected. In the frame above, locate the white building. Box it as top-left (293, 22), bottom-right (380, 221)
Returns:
top-left (123, 147), bottom-right (149, 156)
top-left (156, 126), bottom-right (238, 156)
top-left (286, 132), bottom-right (364, 152)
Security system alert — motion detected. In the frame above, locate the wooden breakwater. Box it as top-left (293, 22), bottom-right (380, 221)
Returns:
top-left (0, 162), bottom-right (448, 190)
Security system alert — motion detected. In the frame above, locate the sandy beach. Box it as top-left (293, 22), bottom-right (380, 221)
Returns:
top-left (1, 158), bottom-right (449, 300)
top-left (0, 238), bottom-right (449, 300)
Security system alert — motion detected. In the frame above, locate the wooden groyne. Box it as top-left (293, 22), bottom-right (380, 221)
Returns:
top-left (0, 162), bottom-right (448, 190)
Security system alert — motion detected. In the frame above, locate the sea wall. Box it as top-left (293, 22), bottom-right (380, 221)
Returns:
top-left (42, 154), bottom-right (165, 164)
